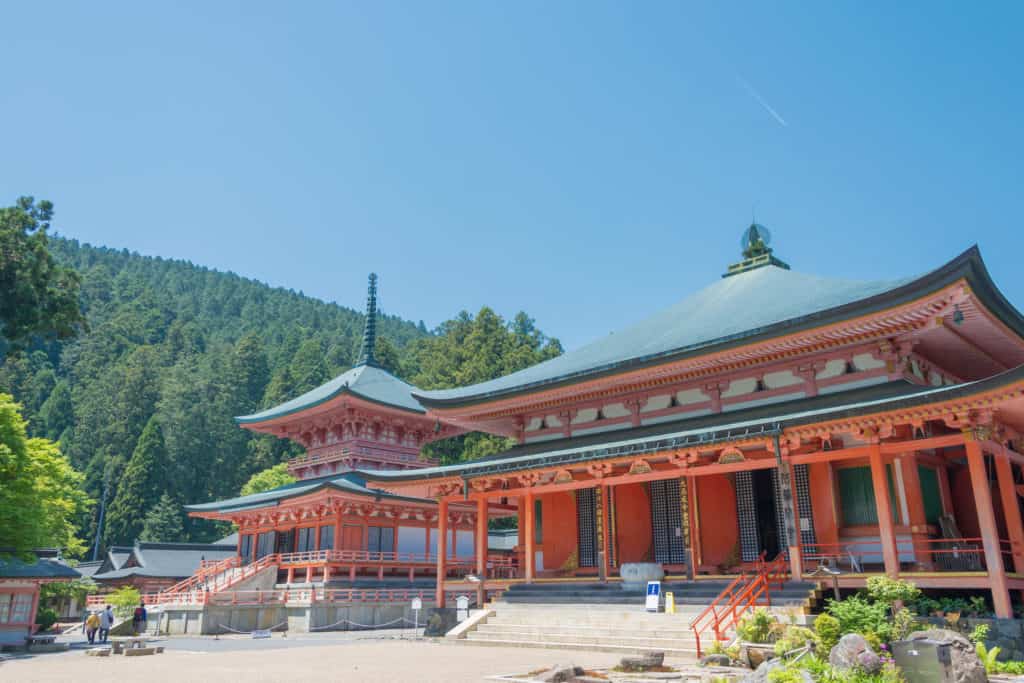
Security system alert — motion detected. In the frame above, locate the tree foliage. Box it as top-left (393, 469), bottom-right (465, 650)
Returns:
top-left (0, 393), bottom-right (91, 556)
top-left (105, 417), bottom-right (170, 544)
top-left (0, 230), bottom-right (561, 549)
top-left (0, 197), bottom-right (84, 348)
top-left (140, 493), bottom-right (185, 542)
top-left (409, 308), bottom-right (562, 464)
top-left (240, 463), bottom-right (296, 496)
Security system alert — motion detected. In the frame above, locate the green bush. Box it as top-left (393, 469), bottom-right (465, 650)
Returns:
top-left (108, 586), bottom-right (141, 619)
top-left (969, 623), bottom-right (990, 646)
top-left (777, 654), bottom-right (903, 683)
top-left (737, 607), bottom-right (779, 643)
top-left (991, 661), bottom-right (1024, 675)
top-left (35, 607), bottom-right (59, 631)
top-left (774, 625), bottom-right (818, 657)
top-left (865, 576), bottom-right (920, 606)
top-left (825, 594), bottom-right (891, 644)
top-left (890, 607), bottom-right (920, 642)
top-left (814, 613), bottom-right (841, 653)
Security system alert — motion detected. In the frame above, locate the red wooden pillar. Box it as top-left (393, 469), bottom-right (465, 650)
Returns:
top-left (869, 445), bottom-right (900, 578)
top-left (995, 454), bottom-right (1024, 575)
top-left (523, 491), bottom-right (535, 583)
top-left (333, 514), bottom-right (342, 552)
top-left (476, 497), bottom-right (488, 577)
top-left (286, 567), bottom-right (294, 584)
top-left (435, 498), bottom-right (449, 607)
top-left (966, 440), bottom-right (1012, 617)
top-left (898, 453), bottom-right (932, 569)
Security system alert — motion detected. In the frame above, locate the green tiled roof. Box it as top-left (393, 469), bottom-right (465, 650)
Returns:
top-left (185, 471), bottom-right (432, 514)
top-left (416, 247), bottom-right (1023, 407)
top-left (367, 365), bottom-right (1024, 483)
top-left (236, 364), bottom-right (425, 423)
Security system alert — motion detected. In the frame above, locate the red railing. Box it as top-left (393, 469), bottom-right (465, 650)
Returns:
top-left (161, 556), bottom-right (239, 594)
top-left (799, 538), bottom-right (1009, 574)
top-left (689, 552), bottom-right (788, 657)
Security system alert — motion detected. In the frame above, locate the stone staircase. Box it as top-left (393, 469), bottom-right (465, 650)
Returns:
top-left (454, 580), bottom-right (817, 656)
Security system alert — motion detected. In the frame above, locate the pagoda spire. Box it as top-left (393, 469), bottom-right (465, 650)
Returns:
top-left (356, 273), bottom-right (379, 367)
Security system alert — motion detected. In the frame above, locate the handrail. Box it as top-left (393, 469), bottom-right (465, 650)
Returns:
top-left (689, 551), bottom-right (787, 657)
top-left (161, 556), bottom-right (239, 594)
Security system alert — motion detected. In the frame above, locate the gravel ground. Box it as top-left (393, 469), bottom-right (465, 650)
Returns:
top-left (0, 636), bottom-right (684, 682)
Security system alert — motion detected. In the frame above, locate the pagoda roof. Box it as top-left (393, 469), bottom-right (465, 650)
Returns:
top-left (236, 364), bottom-right (426, 424)
top-left (185, 470), bottom-right (432, 515)
top-left (368, 363), bottom-right (1024, 482)
top-left (415, 247), bottom-right (1024, 408)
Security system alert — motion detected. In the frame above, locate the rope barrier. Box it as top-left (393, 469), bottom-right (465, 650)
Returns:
top-left (216, 621), bottom-right (288, 635)
top-left (309, 616), bottom-right (423, 631)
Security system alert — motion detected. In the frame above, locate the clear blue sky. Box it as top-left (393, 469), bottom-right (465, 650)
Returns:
top-left (3, 2), bottom-right (1022, 349)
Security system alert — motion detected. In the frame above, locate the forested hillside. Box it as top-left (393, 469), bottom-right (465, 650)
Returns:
top-left (0, 235), bottom-right (561, 550)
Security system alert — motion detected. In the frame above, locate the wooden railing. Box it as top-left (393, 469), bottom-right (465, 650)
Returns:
top-left (689, 552), bottom-right (787, 657)
top-left (161, 555), bottom-right (239, 594)
top-left (799, 537), bottom-right (1008, 574)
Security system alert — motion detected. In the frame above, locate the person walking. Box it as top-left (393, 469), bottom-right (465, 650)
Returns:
top-left (132, 603), bottom-right (148, 635)
top-left (98, 604), bottom-right (113, 643)
top-left (84, 611), bottom-right (100, 644)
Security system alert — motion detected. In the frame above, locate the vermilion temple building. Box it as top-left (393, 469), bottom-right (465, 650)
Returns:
top-left (171, 229), bottom-right (1024, 625)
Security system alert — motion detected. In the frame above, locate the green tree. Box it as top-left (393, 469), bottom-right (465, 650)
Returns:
top-left (38, 380), bottom-right (74, 441)
top-left (0, 393), bottom-right (91, 557)
top-left (240, 462), bottom-right (296, 496)
top-left (0, 197), bottom-right (84, 347)
top-left (140, 493), bottom-right (185, 542)
top-left (105, 416), bottom-right (169, 544)
top-left (411, 308), bottom-right (562, 464)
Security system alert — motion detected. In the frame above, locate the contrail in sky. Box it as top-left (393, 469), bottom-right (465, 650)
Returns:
top-left (737, 76), bottom-right (788, 127)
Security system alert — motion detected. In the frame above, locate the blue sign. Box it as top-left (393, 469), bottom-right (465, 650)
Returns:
top-left (645, 581), bottom-right (661, 611)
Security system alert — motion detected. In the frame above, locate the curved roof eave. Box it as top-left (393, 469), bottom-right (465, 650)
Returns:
top-left (235, 384), bottom-right (426, 426)
top-left (414, 246), bottom-right (1024, 409)
top-left (369, 361), bottom-right (1024, 484)
top-left (184, 475), bottom-right (433, 515)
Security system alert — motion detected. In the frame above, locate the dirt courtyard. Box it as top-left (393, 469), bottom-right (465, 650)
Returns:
top-left (2, 638), bottom-right (682, 683)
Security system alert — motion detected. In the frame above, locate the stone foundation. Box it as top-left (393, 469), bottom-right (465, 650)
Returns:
top-left (153, 600), bottom-right (434, 636)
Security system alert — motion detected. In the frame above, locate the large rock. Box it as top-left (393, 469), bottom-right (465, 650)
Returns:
top-left (903, 628), bottom-right (986, 683)
top-left (536, 664), bottom-right (583, 682)
top-left (619, 562), bottom-right (664, 591)
top-left (619, 651), bottom-right (665, 670)
top-left (829, 634), bottom-right (881, 674)
top-left (700, 654), bottom-right (733, 667)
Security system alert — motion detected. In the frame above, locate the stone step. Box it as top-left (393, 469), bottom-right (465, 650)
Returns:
top-left (455, 636), bottom-right (698, 657)
top-left (468, 630), bottom-right (700, 649)
top-left (476, 623), bottom-right (701, 638)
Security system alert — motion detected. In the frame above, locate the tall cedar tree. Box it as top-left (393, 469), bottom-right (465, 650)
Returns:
top-left (0, 393), bottom-right (91, 556)
top-left (0, 197), bottom-right (84, 348)
top-left (140, 493), bottom-right (185, 542)
top-left (410, 308), bottom-right (562, 464)
top-left (105, 416), bottom-right (170, 544)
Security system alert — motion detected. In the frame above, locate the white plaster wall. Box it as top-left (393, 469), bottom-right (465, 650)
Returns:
top-left (642, 395), bottom-right (672, 412)
top-left (817, 375), bottom-right (890, 395)
top-left (641, 408), bottom-right (713, 426)
top-left (602, 403), bottom-right (630, 419)
top-left (676, 388), bottom-right (708, 406)
top-left (764, 370), bottom-right (802, 389)
top-left (853, 353), bottom-right (885, 370)
top-left (524, 417), bottom-right (543, 432)
top-left (817, 359), bottom-right (846, 380)
top-left (572, 408), bottom-right (598, 424)
top-left (722, 377), bottom-right (757, 398)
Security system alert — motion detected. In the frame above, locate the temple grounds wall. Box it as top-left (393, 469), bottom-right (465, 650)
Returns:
top-left (155, 600), bottom-right (433, 635)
